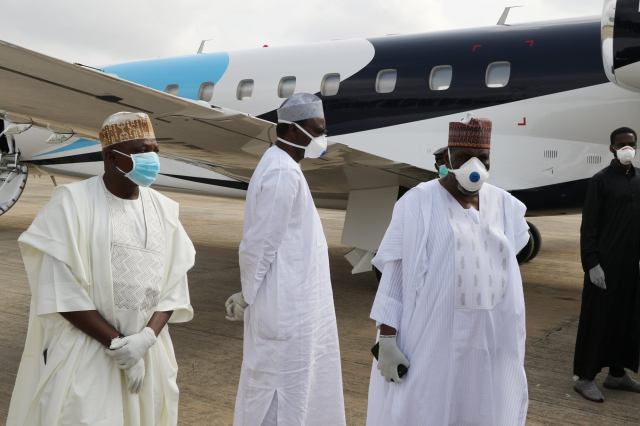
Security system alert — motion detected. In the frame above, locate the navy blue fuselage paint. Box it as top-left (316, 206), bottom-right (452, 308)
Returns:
top-left (261, 19), bottom-right (607, 135)
top-left (259, 19), bottom-right (609, 211)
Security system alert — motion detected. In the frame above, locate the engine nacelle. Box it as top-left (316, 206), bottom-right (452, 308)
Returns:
top-left (602, 0), bottom-right (640, 92)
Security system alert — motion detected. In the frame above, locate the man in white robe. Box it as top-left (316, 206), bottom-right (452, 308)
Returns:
top-left (7, 112), bottom-right (195, 426)
top-left (225, 93), bottom-right (346, 426)
top-left (366, 116), bottom-right (530, 426)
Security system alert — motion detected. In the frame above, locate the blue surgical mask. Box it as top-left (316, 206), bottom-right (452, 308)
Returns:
top-left (113, 150), bottom-right (160, 187)
top-left (438, 164), bottom-right (449, 178)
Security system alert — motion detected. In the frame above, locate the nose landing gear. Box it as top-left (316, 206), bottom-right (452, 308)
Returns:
top-left (0, 151), bottom-right (28, 216)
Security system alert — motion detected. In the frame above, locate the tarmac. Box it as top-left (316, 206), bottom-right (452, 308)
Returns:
top-left (1, 176), bottom-right (639, 425)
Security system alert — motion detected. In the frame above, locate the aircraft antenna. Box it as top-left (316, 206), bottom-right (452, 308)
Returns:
top-left (497, 5), bottom-right (523, 26)
top-left (197, 39), bottom-right (214, 54)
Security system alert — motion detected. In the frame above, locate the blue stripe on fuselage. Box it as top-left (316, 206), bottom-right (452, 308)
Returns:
top-left (33, 138), bottom-right (99, 158)
top-left (104, 53), bottom-right (230, 100)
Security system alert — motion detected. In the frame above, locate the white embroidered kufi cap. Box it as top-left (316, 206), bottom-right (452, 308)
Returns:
top-left (99, 111), bottom-right (156, 148)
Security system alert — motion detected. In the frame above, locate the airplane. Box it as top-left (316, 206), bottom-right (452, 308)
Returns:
top-left (0, 0), bottom-right (638, 277)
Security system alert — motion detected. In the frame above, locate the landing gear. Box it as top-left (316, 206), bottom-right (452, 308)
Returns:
top-left (517, 221), bottom-right (542, 264)
top-left (0, 151), bottom-right (28, 216)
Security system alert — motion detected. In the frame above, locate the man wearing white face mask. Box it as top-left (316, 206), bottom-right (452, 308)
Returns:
top-left (226, 93), bottom-right (346, 426)
top-left (7, 112), bottom-right (195, 426)
top-left (366, 116), bottom-right (530, 425)
top-left (573, 127), bottom-right (640, 403)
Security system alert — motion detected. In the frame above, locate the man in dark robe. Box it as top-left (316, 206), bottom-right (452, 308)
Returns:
top-left (574, 127), bottom-right (640, 402)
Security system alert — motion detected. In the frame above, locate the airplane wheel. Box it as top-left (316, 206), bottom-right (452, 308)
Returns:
top-left (0, 153), bottom-right (28, 216)
top-left (517, 222), bottom-right (542, 264)
top-left (527, 221), bottom-right (542, 262)
top-left (516, 235), bottom-right (535, 264)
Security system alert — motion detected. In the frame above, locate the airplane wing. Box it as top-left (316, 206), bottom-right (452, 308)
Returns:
top-left (0, 40), bottom-right (431, 200)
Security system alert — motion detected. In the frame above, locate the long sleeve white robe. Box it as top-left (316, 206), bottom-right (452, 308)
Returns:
top-left (7, 176), bottom-right (195, 426)
top-left (235, 146), bottom-right (345, 426)
top-left (367, 180), bottom-right (529, 426)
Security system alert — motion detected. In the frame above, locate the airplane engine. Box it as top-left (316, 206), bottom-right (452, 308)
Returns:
top-left (0, 118), bottom-right (29, 216)
top-left (602, 0), bottom-right (640, 92)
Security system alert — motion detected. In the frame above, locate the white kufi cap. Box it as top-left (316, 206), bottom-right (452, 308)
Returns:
top-left (277, 93), bottom-right (325, 122)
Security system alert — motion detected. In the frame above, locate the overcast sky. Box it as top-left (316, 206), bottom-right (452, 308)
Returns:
top-left (0, 0), bottom-right (604, 66)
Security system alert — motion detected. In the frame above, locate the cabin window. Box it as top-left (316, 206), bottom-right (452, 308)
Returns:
top-left (237, 79), bottom-right (254, 100)
top-left (278, 76), bottom-right (296, 98)
top-left (429, 65), bottom-right (453, 91)
top-left (375, 69), bottom-right (397, 94)
top-left (321, 73), bottom-right (341, 96)
top-left (486, 62), bottom-right (511, 88)
top-left (198, 82), bottom-right (215, 101)
top-left (164, 84), bottom-right (179, 96)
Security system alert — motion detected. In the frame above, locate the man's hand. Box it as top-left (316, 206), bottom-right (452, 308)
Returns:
top-left (377, 335), bottom-right (410, 383)
top-left (589, 264), bottom-right (607, 290)
top-left (106, 327), bottom-right (157, 370)
top-left (125, 358), bottom-right (145, 393)
top-left (225, 292), bottom-right (248, 321)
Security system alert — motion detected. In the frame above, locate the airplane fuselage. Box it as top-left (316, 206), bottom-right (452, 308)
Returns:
top-left (13, 17), bottom-right (640, 215)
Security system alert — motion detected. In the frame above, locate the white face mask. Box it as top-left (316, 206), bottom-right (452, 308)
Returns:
top-left (277, 120), bottom-right (328, 159)
top-left (617, 146), bottom-right (636, 165)
top-left (448, 153), bottom-right (490, 194)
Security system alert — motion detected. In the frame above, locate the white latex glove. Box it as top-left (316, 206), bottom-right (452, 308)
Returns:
top-left (125, 358), bottom-right (145, 394)
top-left (589, 264), bottom-right (607, 290)
top-left (225, 291), bottom-right (248, 321)
top-left (106, 327), bottom-right (157, 370)
top-left (377, 335), bottom-right (410, 383)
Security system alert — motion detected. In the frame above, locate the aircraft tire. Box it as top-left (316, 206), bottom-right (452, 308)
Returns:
top-left (516, 232), bottom-right (535, 264)
top-left (527, 221), bottom-right (542, 262)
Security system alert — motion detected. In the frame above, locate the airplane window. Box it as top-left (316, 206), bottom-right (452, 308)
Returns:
top-left (237, 79), bottom-right (254, 100)
top-left (375, 69), bottom-right (397, 94)
top-left (164, 84), bottom-right (179, 96)
top-left (198, 82), bottom-right (215, 102)
top-left (321, 73), bottom-right (341, 96)
top-left (486, 62), bottom-right (511, 88)
top-left (429, 65), bottom-right (453, 91)
top-left (278, 76), bottom-right (297, 98)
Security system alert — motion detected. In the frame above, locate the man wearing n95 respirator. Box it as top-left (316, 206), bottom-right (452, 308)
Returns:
top-left (367, 115), bottom-right (529, 426)
top-left (225, 93), bottom-right (346, 426)
top-left (573, 127), bottom-right (640, 403)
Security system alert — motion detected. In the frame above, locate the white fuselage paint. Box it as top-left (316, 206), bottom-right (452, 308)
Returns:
top-left (15, 80), bottom-right (639, 196)
top-left (212, 39), bottom-right (375, 116)
top-left (333, 82), bottom-right (640, 190)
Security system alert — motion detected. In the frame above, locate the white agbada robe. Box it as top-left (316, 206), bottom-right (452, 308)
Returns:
top-left (7, 176), bottom-right (195, 426)
top-left (235, 146), bottom-right (345, 426)
top-left (367, 180), bottom-right (529, 426)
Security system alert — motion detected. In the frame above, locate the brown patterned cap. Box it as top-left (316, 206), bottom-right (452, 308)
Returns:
top-left (99, 112), bottom-right (155, 148)
top-left (448, 115), bottom-right (492, 149)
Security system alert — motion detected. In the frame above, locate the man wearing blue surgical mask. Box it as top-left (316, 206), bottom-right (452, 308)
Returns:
top-left (7, 112), bottom-right (195, 426)
top-left (367, 116), bottom-right (530, 426)
top-left (225, 93), bottom-right (346, 426)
